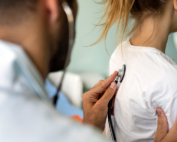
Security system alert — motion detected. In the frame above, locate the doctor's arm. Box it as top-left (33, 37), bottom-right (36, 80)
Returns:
top-left (155, 108), bottom-right (177, 142)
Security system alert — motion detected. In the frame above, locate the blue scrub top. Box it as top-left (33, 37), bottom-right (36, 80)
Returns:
top-left (45, 79), bottom-right (83, 118)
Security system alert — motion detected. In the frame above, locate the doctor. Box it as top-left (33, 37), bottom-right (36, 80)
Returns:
top-left (0, 0), bottom-right (176, 141)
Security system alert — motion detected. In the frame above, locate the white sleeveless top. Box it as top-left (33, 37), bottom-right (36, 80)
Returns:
top-left (106, 40), bottom-right (177, 142)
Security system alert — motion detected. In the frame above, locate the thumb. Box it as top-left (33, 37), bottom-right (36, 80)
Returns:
top-left (154, 108), bottom-right (168, 142)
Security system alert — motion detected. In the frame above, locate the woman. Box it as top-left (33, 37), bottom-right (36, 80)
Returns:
top-left (97, 0), bottom-right (177, 141)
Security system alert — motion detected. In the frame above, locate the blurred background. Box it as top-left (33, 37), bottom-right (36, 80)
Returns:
top-left (47, 0), bottom-right (177, 120)
top-left (68, 0), bottom-right (177, 76)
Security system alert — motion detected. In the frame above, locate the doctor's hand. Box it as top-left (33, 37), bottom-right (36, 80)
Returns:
top-left (154, 108), bottom-right (177, 142)
top-left (82, 71), bottom-right (118, 131)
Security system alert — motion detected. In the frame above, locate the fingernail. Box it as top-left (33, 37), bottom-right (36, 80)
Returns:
top-left (110, 82), bottom-right (116, 89)
top-left (156, 108), bottom-right (161, 116)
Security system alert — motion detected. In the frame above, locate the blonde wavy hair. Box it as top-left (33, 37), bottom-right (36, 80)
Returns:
top-left (95, 0), bottom-right (168, 45)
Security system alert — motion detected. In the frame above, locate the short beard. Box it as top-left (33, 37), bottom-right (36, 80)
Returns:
top-left (49, 19), bottom-right (69, 72)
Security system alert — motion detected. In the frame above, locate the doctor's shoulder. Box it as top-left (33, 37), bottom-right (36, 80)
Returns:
top-left (0, 90), bottom-right (111, 142)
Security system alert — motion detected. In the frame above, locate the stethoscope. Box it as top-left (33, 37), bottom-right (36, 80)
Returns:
top-left (53, 1), bottom-right (75, 106)
top-left (108, 64), bottom-right (126, 142)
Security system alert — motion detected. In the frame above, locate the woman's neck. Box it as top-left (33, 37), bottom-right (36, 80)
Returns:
top-left (130, 11), bottom-right (173, 53)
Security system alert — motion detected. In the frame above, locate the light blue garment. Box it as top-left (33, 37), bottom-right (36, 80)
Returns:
top-left (45, 79), bottom-right (83, 118)
top-left (0, 40), bottom-right (110, 142)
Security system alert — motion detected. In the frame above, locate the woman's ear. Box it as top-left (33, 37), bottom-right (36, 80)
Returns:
top-left (43, 0), bottom-right (59, 23)
top-left (174, 0), bottom-right (177, 10)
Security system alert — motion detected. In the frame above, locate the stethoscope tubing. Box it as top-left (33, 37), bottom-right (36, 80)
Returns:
top-left (53, 1), bottom-right (75, 106)
top-left (108, 65), bottom-right (126, 142)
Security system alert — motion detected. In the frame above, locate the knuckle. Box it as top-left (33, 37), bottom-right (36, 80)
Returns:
top-left (101, 82), bottom-right (106, 90)
top-left (96, 101), bottom-right (105, 110)
top-left (99, 80), bottom-right (104, 83)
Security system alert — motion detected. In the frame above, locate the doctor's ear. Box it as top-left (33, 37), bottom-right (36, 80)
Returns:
top-left (43, 0), bottom-right (60, 23)
top-left (174, 0), bottom-right (177, 10)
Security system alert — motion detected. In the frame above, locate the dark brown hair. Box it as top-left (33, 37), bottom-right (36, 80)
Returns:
top-left (0, 0), bottom-right (38, 24)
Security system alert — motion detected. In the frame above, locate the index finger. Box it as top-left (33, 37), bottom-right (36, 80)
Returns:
top-left (91, 71), bottom-right (118, 94)
top-left (154, 108), bottom-right (168, 142)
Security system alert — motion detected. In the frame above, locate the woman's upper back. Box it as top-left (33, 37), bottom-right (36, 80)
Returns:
top-left (107, 40), bottom-right (177, 142)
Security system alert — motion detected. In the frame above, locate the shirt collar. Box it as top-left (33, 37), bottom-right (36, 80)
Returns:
top-left (0, 40), bottom-right (51, 103)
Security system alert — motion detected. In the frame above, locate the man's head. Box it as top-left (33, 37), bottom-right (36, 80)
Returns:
top-left (0, 0), bottom-right (78, 78)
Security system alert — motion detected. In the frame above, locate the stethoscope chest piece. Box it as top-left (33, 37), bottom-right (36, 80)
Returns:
top-left (118, 65), bottom-right (126, 83)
